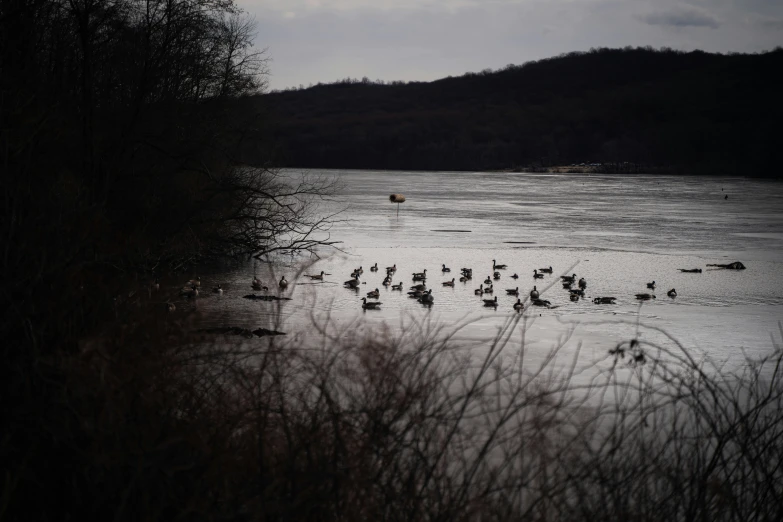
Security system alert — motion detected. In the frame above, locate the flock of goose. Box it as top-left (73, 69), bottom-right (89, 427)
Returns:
top-left (165, 260), bottom-right (744, 313)
top-left (338, 258), bottom-right (692, 312)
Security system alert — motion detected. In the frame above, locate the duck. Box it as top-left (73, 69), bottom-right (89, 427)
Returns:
top-left (561, 274), bottom-right (577, 284)
top-left (635, 293), bottom-right (656, 300)
top-left (366, 288), bottom-right (380, 299)
top-left (578, 278), bottom-right (587, 290)
top-left (506, 287), bottom-right (519, 296)
top-left (667, 288), bottom-right (677, 298)
top-left (474, 284), bottom-right (484, 296)
top-left (533, 270), bottom-right (544, 279)
top-left (539, 266), bottom-right (553, 274)
top-left (386, 264), bottom-right (397, 273)
top-left (279, 276), bottom-right (288, 289)
top-left (511, 273), bottom-right (519, 279)
top-left (391, 282), bottom-right (403, 291)
top-left (442, 264), bottom-right (451, 273)
top-left (593, 297), bottom-right (617, 304)
top-left (570, 293), bottom-right (580, 302)
top-left (370, 263), bottom-right (379, 272)
top-left (492, 260), bottom-right (507, 270)
top-left (344, 276), bottom-right (360, 289)
top-left (361, 297), bottom-right (382, 310)
top-left (530, 286), bottom-right (539, 299)
top-left (646, 281), bottom-right (656, 290)
top-left (513, 299), bottom-right (524, 311)
top-left (212, 284), bottom-right (223, 295)
top-left (483, 296), bottom-right (498, 307)
top-left (493, 271), bottom-right (501, 280)
top-left (442, 278), bottom-right (455, 287)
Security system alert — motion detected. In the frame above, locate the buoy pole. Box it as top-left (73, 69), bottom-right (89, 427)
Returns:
top-left (397, 203), bottom-right (400, 218)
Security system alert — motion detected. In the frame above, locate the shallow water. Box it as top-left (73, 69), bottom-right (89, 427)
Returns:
top-left (177, 170), bottom-right (783, 368)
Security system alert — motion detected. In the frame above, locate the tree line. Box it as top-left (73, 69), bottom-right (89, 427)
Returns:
top-left (260, 46), bottom-right (783, 176)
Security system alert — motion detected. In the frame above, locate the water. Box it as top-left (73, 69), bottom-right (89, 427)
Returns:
top-left (181, 170), bottom-right (783, 367)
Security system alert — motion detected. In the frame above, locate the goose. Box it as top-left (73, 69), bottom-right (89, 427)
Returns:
top-left (484, 276), bottom-right (492, 285)
top-left (344, 276), bottom-right (360, 289)
top-left (442, 264), bottom-right (451, 273)
top-left (412, 269), bottom-right (427, 281)
top-left (539, 266), bottom-right (553, 274)
top-left (361, 297), bottom-right (382, 310)
top-left (569, 288), bottom-right (585, 297)
top-left (511, 273), bottom-right (519, 279)
top-left (570, 293), bottom-right (580, 302)
top-left (355, 266), bottom-right (364, 274)
top-left (279, 276), bottom-right (288, 289)
top-left (533, 270), bottom-right (544, 279)
top-left (186, 276), bottom-right (201, 287)
top-left (418, 290), bottom-right (434, 304)
top-left (442, 278), bottom-right (455, 287)
top-left (410, 283), bottom-right (427, 291)
top-left (530, 286), bottom-right (539, 299)
top-left (635, 293), bottom-right (656, 300)
top-left (562, 282), bottom-right (573, 289)
top-left (506, 287), bottom-right (519, 296)
top-left (366, 288), bottom-right (380, 299)
top-left (391, 282), bottom-right (403, 290)
top-left (382, 277), bottom-right (392, 286)
top-left (459, 275), bottom-right (469, 282)
top-left (532, 298), bottom-right (551, 307)
top-left (667, 288), bottom-right (677, 298)
top-left (166, 302), bottom-right (176, 312)
top-left (386, 264), bottom-right (397, 272)
top-left (408, 289), bottom-right (426, 298)
top-left (679, 268), bottom-right (702, 273)
top-left (483, 285), bottom-right (494, 294)
top-left (492, 259), bottom-right (507, 270)
top-left (370, 263), bottom-right (379, 272)
top-left (461, 268), bottom-right (473, 277)
top-left (646, 281), bottom-right (656, 290)
top-left (153, 278), bottom-right (160, 291)
top-left (212, 284), bottom-right (223, 295)
top-left (561, 274), bottom-right (577, 284)
top-left (251, 280), bottom-right (263, 291)
top-left (578, 278), bottom-right (587, 290)
top-left (593, 297), bottom-right (617, 304)
top-left (307, 271), bottom-right (325, 281)
top-left (483, 296), bottom-right (498, 307)
top-left (513, 299), bottom-right (524, 311)
top-left (180, 285), bottom-right (198, 298)
top-left (474, 284), bottom-right (484, 296)
top-left (351, 269), bottom-right (362, 278)
top-left (493, 271), bottom-right (501, 280)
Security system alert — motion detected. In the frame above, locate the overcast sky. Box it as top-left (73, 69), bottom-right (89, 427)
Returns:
top-left (236, 0), bottom-right (783, 91)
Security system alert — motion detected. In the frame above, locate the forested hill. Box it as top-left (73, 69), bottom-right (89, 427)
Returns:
top-left (259, 47), bottom-right (783, 177)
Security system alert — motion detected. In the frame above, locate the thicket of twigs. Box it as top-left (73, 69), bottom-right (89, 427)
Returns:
top-left (4, 296), bottom-right (782, 521)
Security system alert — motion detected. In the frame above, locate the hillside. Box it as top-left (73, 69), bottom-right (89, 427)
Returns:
top-left (257, 47), bottom-right (783, 176)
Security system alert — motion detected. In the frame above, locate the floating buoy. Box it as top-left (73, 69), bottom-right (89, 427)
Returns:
top-left (390, 194), bottom-right (406, 217)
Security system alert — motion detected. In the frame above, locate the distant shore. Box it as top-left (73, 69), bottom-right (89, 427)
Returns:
top-left (502, 162), bottom-right (678, 175)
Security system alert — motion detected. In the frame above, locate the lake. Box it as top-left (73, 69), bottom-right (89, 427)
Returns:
top-left (185, 170), bottom-right (783, 369)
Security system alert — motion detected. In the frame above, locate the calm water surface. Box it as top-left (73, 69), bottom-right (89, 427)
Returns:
top-left (183, 170), bottom-right (783, 367)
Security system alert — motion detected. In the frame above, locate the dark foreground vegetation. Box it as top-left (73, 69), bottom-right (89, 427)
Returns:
top-left (3, 1), bottom-right (783, 519)
top-left (264, 47), bottom-right (783, 176)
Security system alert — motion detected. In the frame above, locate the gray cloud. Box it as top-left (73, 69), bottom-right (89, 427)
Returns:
top-left (640, 7), bottom-right (720, 29)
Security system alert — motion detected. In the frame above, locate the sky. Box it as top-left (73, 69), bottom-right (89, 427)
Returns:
top-left (236, 0), bottom-right (783, 91)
